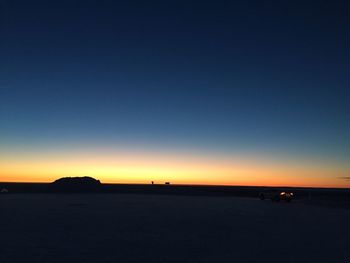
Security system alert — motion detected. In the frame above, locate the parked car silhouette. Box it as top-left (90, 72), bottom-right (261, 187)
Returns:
top-left (259, 190), bottom-right (293, 202)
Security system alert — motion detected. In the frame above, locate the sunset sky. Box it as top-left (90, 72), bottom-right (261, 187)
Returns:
top-left (1, 1), bottom-right (350, 187)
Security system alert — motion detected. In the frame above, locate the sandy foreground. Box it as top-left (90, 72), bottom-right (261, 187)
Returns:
top-left (1, 194), bottom-right (349, 263)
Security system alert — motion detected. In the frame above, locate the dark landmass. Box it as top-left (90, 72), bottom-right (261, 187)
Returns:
top-left (1, 193), bottom-right (350, 263)
top-left (50, 176), bottom-right (102, 192)
top-left (1, 180), bottom-right (350, 262)
top-left (1, 180), bottom-right (350, 208)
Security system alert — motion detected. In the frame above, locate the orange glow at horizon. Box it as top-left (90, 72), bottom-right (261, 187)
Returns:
top-left (1, 150), bottom-right (349, 188)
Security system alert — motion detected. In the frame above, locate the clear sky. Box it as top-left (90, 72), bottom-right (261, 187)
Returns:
top-left (1, 0), bottom-right (350, 187)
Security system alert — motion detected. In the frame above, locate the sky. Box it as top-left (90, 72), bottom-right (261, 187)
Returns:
top-left (1, 0), bottom-right (350, 187)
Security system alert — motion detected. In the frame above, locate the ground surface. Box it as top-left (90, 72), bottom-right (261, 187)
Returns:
top-left (1, 194), bottom-right (349, 263)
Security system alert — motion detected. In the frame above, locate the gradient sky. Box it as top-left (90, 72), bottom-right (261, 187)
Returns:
top-left (1, 0), bottom-right (350, 187)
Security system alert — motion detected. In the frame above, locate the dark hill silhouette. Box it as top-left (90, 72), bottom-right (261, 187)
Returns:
top-left (50, 176), bottom-right (101, 192)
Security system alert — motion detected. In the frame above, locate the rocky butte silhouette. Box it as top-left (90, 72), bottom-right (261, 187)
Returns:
top-left (50, 176), bottom-right (102, 192)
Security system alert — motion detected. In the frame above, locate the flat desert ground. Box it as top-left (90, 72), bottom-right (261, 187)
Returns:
top-left (1, 194), bottom-right (349, 263)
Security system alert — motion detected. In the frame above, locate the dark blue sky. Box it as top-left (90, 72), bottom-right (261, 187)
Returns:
top-left (1, 0), bottom-right (350, 162)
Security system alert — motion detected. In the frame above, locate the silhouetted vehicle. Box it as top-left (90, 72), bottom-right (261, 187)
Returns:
top-left (259, 190), bottom-right (294, 202)
top-left (165, 182), bottom-right (170, 185)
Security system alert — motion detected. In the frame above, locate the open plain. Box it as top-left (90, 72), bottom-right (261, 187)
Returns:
top-left (1, 193), bottom-right (349, 263)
